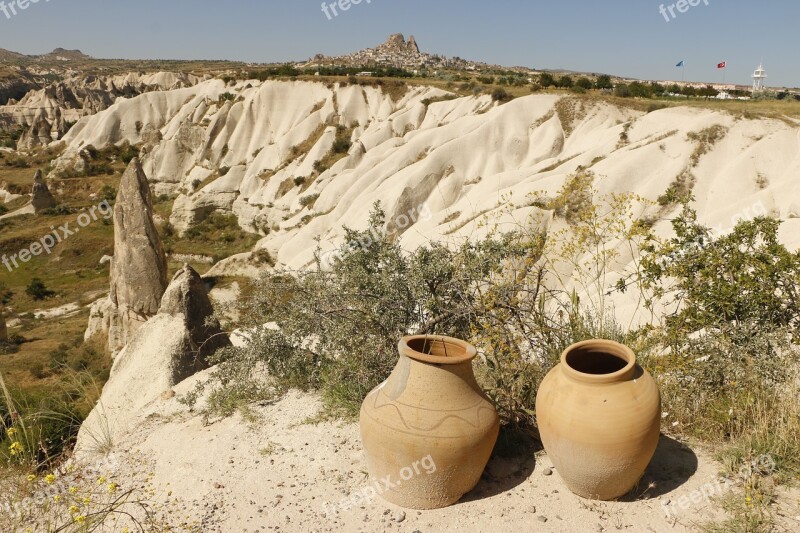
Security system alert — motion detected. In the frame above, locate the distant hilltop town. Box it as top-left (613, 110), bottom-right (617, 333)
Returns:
top-left (302, 33), bottom-right (505, 72)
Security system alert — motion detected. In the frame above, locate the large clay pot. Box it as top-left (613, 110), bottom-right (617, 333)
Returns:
top-left (360, 335), bottom-right (500, 509)
top-left (535, 339), bottom-right (661, 500)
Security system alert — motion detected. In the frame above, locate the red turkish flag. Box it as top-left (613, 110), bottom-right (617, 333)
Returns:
top-left (717, 62), bottom-right (727, 69)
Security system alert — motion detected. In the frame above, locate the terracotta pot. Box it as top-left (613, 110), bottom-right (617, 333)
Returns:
top-left (360, 335), bottom-right (500, 509)
top-left (535, 339), bottom-right (661, 500)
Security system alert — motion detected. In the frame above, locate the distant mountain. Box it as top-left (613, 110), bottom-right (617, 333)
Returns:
top-left (0, 47), bottom-right (92, 62)
top-left (0, 48), bottom-right (26, 61)
top-left (43, 48), bottom-right (92, 61)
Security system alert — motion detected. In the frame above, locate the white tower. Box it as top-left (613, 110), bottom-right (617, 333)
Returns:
top-left (752, 63), bottom-right (767, 92)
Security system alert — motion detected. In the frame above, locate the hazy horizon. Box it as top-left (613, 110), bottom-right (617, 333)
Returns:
top-left (1, 0), bottom-right (798, 88)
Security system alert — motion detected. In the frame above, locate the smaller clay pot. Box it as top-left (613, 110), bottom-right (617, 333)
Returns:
top-left (535, 339), bottom-right (661, 500)
top-left (360, 335), bottom-right (500, 509)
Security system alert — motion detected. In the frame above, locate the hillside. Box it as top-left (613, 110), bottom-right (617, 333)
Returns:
top-left (42, 80), bottom-right (800, 322)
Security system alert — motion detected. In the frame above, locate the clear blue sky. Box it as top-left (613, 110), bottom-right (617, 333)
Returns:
top-left (1, 0), bottom-right (798, 87)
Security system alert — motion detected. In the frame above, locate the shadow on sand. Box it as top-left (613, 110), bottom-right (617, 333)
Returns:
top-left (460, 431), bottom-right (697, 504)
top-left (619, 434), bottom-right (699, 501)
top-left (459, 427), bottom-right (542, 503)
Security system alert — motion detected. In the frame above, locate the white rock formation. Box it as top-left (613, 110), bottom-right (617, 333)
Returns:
top-left (51, 80), bottom-right (800, 326)
top-left (31, 169), bottom-right (56, 212)
top-left (76, 264), bottom-right (230, 453)
top-left (85, 158), bottom-right (168, 352)
top-left (0, 71), bottom-right (204, 136)
top-left (17, 110), bottom-right (55, 151)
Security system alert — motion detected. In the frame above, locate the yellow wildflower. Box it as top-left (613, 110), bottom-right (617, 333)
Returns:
top-left (53, 495), bottom-right (61, 502)
top-left (6, 427), bottom-right (16, 438)
top-left (27, 474), bottom-right (36, 482)
top-left (97, 476), bottom-right (107, 484)
top-left (68, 486), bottom-right (78, 494)
top-left (69, 505), bottom-right (79, 514)
top-left (45, 474), bottom-right (56, 485)
top-left (74, 515), bottom-right (87, 524)
top-left (9, 442), bottom-right (23, 456)
top-left (82, 496), bottom-right (90, 504)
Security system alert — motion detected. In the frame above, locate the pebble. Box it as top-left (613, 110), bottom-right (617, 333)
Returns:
top-left (394, 511), bottom-right (406, 523)
top-left (537, 516), bottom-right (548, 523)
top-left (543, 467), bottom-right (553, 476)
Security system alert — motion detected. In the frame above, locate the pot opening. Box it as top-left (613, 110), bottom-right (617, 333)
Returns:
top-left (407, 337), bottom-right (466, 359)
top-left (565, 346), bottom-right (630, 375)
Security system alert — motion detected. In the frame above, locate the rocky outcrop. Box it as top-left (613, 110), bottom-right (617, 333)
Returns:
top-left (84, 297), bottom-right (113, 343)
top-left (17, 111), bottom-right (54, 151)
top-left (85, 158), bottom-right (168, 353)
top-left (407, 35), bottom-right (420, 54)
top-left (159, 264), bottom-right (231, 372)
top-left (0, 71), bottom-right (203, 135)
top-left (110, 157), bottom-right (168, 317)
top-left (31, 170), bottom-right (56, 212)
top-left (76, 265), bottom-right (230, 453)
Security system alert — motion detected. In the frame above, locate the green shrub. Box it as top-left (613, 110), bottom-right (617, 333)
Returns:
top-left (331, 138), bottom-right (351, 154)
top-left (299, 194), bottom-right (319, 208)
top-left (39, 205), bottom-right (74, 216)
top-left (575, 77), bottom-right (593, 90)
top-left (629, 201), bottom-right (800, 479)
top-left (186, 203), bottom-right (552, 421)
top-left (490, 88), bottom-right (513, 103)
top-left (538, 72), bottom-right (556, 88)
top-left (25, 278), bottom-right (54, 301)
top-left (100, 184), bottom-right (117, 202)
top-left (595, 75), bottom-right (613, 90)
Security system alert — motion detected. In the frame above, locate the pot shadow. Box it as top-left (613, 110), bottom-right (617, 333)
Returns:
top-left (618, 434), bottom-right (699, 501)
top-left (459, 426), bottom-right (541, 503)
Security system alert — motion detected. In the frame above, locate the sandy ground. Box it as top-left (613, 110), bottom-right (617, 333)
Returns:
top-left (76, 374), bottom-right (784, 533)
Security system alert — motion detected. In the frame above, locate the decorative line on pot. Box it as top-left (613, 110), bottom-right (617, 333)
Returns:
top-left (365, 394), bottom-right (493, 432)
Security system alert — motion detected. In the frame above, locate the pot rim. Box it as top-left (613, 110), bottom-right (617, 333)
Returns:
top-left (399, 335), bottom-right (477, 365)
top-left (560, 339), bottom-right (636, 384)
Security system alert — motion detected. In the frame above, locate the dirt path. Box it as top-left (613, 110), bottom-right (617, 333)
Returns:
top-left (86, 382), bottom-right (742, 533)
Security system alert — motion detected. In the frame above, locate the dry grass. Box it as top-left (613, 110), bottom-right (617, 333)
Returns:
top-left (554, 97), bottom-right (590, 138)
top-left (288, 124), bottom-right (327, 162)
